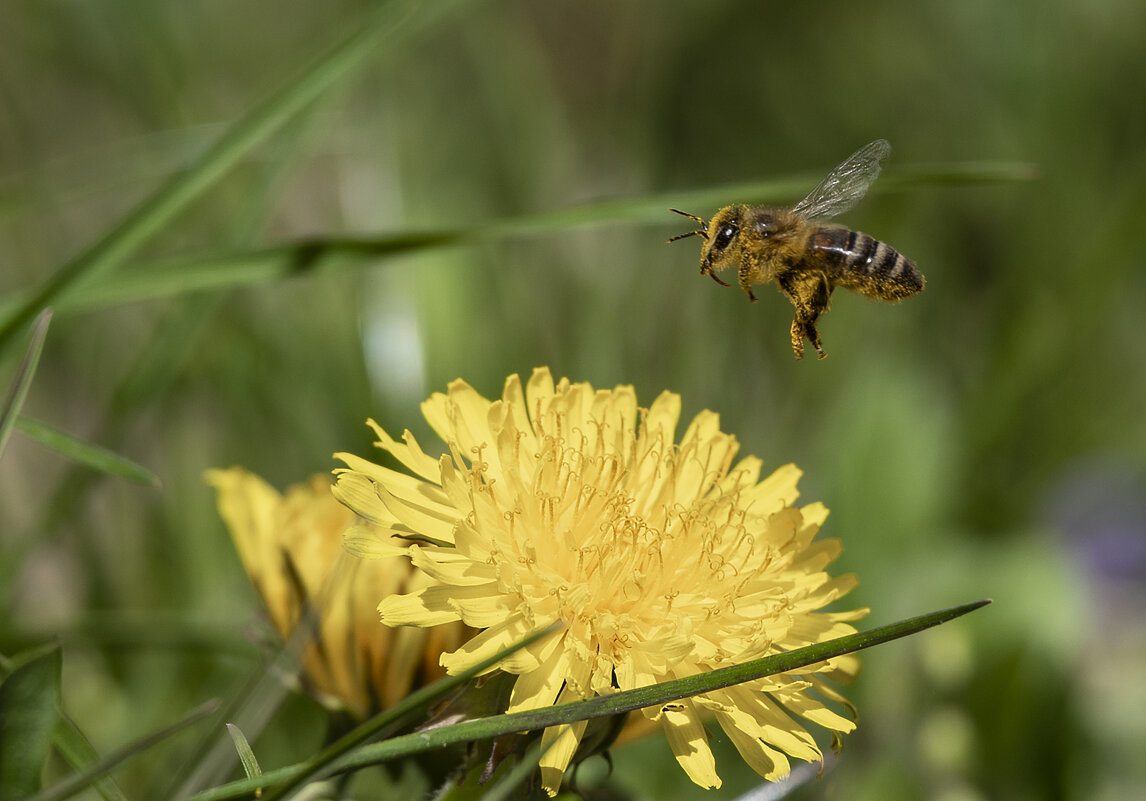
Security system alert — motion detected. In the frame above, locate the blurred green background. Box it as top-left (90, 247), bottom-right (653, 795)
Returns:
top-left (2, 0), bottom-right (1145, 799)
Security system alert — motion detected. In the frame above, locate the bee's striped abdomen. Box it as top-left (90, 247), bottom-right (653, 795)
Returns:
top-left (810, 226), bottom-right (924, 300)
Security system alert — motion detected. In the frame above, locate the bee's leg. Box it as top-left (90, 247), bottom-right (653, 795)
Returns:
top-left (804, 274), bottom-right (831, 359)
top-left (805, 320), bottom-right (825, 359)
top-left (776, 274), bottom-right (808, 358)
top-left (738, 262), bottom-right (757, 302)
top-left (701, 264), bottom-right (732, 288)
top-left (788, 318), bottom-right (805, 360)
top-left (777, 273), bottom-right (831, 359)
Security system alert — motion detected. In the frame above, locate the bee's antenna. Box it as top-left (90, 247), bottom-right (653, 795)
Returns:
top-left (667, 208), bottom-right (708, 243)
top-left (669, 208), bottom-right (707, 226)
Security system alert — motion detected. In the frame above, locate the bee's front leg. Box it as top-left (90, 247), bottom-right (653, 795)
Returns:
top-left (738, 262), bottom-right (757, 302)
top-left (701, 263), bottom-right (732, 288)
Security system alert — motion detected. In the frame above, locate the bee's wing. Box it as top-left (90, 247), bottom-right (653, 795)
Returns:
top-left (791, 139), bottom-right (890, 220)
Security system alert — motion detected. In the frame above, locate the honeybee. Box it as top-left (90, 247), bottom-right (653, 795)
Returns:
top-left (669, 139), bottom-right (924, 359)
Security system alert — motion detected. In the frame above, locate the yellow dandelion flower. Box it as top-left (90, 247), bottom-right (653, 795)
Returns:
top-left (206, 467), bottom-right (469, 719)
top-left (333, 368), bottom-right (867, 793)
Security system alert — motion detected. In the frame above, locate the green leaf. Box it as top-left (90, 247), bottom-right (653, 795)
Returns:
top-left (189, 599), bottom-right (990, 801)
top-left (0, 309), bottom-right (50, 461)
top-left (0, 644), bottom-right (62, 800)
top-left (12, 416), bottom-right (161, 487)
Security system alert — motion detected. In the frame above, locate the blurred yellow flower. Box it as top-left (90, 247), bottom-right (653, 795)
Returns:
top-left (333, 367), bottom-right (867, 793)
top-left (205, 467), bottom-right (468, 719)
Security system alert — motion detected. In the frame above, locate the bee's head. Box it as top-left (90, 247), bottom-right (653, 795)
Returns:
top-left (668, 206), bottom-right (747, 289)
top-left (698, 205), bottom-right (748, 274)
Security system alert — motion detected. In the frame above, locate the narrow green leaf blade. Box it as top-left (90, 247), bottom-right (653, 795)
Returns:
top-left (224, 725), bottom-right (262, 782)
top-left (351, 599), bottom-right (994, 762)
top-left (0, 645), bottom-right (63, 799)
top-left (0, 309), bottom-right (51, 460)
top-left (190, 600), bottom-right (990, 801)
top-left (14, 416), bottom-right (161, 487)
top-left (0, 159), bottom-right (1037, 321)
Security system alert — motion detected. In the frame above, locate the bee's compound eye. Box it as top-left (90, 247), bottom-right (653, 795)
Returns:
top-left (713, 223), bottom-right (738, 251)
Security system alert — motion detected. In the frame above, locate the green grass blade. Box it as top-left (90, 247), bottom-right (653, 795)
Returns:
top-left (474, 158), bottom-right (1039, 232)
top-left (0, 233), bottom-right (461, 317)
top-left (224, 725), bottom-right (262, 784)
top-left (14, 416), bottom-right (161, 487)
top-left (190, 600), bottom-right (990, 801)
top-left (0, 159), bottom-right (1033, 320)
top-left (0, 308), bottom-right (50, 460)
top-left (0, 0), bottom-right (433, 355)
top-left (349, 600), bottom-right (993, 765)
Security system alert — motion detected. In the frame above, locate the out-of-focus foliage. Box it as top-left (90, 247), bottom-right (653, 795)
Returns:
top-left (1, 0), bottom-right (1143, 799)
